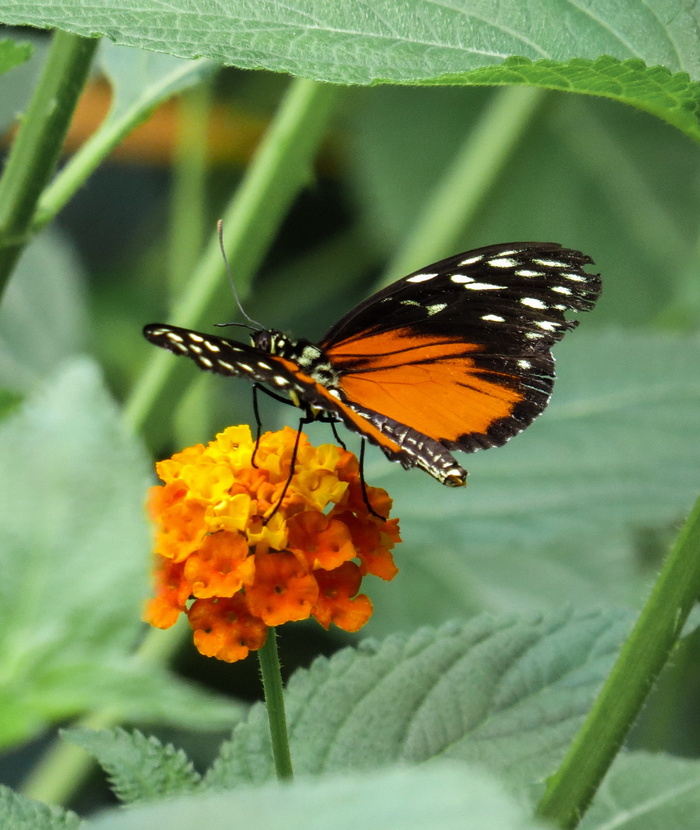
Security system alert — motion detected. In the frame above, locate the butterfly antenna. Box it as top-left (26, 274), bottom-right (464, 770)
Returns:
top-left (217, 219), bottom-right (263, 330)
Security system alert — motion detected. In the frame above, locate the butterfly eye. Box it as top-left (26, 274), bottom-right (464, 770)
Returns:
top-left (252, 330), bottom-right (273, 351)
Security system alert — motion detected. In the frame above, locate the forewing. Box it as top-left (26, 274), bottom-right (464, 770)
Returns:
top-left (142, 324), bottom-right (306, 391)
top-left (320, 242), bottom-right (600, 455)
top-left (142, 323), bottom-right (419, 470)
top-left (321, 242), bottom-right (600, 351)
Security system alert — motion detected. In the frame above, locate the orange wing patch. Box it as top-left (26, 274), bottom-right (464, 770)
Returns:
top-left (326, 329), bottom-right (524, 442)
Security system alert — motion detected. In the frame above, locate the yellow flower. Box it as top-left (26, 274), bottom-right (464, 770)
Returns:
top-left (145, 425), bottom-right (400, 662)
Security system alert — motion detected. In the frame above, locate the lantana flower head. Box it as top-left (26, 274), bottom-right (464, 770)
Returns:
top-left (145, 425), bottom-right (400, 662)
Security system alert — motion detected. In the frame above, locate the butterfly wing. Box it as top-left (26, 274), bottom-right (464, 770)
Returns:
top-left (319, 242), bottom-right (600, 480)
top-left (142, 323), bottom-right (426, 471)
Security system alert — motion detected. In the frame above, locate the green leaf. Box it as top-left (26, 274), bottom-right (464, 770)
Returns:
top-left (90, 762), bottom-right (549, 830)
top-left (0, 230), bottom-right (89, 393)
top-left (65, 727), bottom-right (202, 804)
top-left (0, 785), bottom-right (81, 830)
top-left (580, 752), bottom-right (700, 829)
top-left (0, 38), bottom-right (32, 76)
top-left (206, 610), bottom-right (630, 793)
top-left (0, 360), bottom-right (242, 749)
top-left (431, 58), bottom-right (700, 143)
top-left (361, 331), bottom-right (700, 630)
top-left (1, 0), bottom-right (698, 84)
top-left (96, 40), bottom-right (217, 121)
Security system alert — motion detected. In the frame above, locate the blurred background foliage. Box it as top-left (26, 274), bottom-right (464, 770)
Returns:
top-left (2, 29), bottom-right (700, 808)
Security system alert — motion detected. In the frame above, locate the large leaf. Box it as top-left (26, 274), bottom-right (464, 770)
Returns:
top-left (580, 752), bottom-right (700, 829)
top-left (2, 1), bottom-right (698, 84)
top-left (4, 2), bottom-right (700, 141)
top-left (358, 331), bottom-right (700, 629)
top-left (206, 610), bottom-right (630, 793)
top-left (0, 230), bottom-right (89, 393)
top-left (91, 763), bottom-right (548, 830)
top-left (0, 360), bottom-right (242, 749)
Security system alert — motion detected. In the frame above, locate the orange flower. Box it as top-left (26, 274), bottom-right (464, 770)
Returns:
top-left (144, 426), bottom-right (401, 662)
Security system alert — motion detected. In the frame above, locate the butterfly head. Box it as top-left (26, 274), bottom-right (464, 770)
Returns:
top-left (251, 329), bottom-right (291, 356)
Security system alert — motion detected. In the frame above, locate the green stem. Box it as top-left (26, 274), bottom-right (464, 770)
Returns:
top-left (168, 82), bottom-right (212, 292)
top-left (123, 77), bottom-right (339, 434)
top-left (536, 491), bottom-right (700, 828)
top-left (33, 60), bottom-right (218, 233)
top-left (379, 85), bottom-right (545, 286)
top-left (258, 628), bottom-right (294, 780)
top-left (0, 30), bottom-right (98, 290)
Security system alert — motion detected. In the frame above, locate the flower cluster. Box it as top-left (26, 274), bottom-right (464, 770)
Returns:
top-left (145, 425), bottom-right (400, 662)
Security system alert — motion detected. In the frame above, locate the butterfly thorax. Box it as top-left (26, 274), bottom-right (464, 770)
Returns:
top-left (251, 329), bottom-right (341, 391)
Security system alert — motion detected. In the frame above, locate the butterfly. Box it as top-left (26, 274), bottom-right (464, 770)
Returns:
top-left (144, 242), bottom-right (600, 486)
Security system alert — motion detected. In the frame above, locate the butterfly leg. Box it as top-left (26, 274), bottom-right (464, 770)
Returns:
top-left (330, 420), bottom-right (346, 451)
top-left (359, 440), bottom-right (386, 522)
top-left (263, 412), bottom-right (313, 525)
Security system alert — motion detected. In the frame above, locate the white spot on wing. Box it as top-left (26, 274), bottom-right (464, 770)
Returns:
top-left (464, 282), bottom-right (504, 290)
top-left (426, 302), bottom-right (447, 315)
top-left (551, 285), bottom-right (573, 295)
top-left (166, 332), bottom-right (184, 343)
top-left (481, 314), bottom-right (505, 322)
top-left (217, 361), bottom-right (234, 371)
top-left (515, 269), bottom-right (542, 278)
top-left (517, 359), bottom-right (532, 369)
top-left (562, 272), bottom-right (586, 282)
top-left (459, 255), bottom-right (484, 265)
top-left (189, 333), bottom-right (204, 342)
top-left (199, 356), bottom-right (213, 368)
top-left (533, 258), bottom-right (568, 268)
top-left (520, 297), bottom-right (548, 309)
top-left (536, 320), bottom-right (558, 331)
top-left (486, 257), bottom-right (517, 268)
top-left (406, 272), bottom-right (438, 283)
top-left (450, 273), bottom-right (473, 284)
top-left (204, 340), bottom-right (221, 352)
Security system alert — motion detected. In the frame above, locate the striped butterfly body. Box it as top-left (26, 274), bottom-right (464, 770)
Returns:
top-left (144, 242), bottom-right (601, 485)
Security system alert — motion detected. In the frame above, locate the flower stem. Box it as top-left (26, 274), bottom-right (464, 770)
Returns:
top-left (0, 30), bottom-right (98, 291)
top-left (258, 628), bottom-right (294, 780)
top-left (536, 491), bottom-right (700, 828)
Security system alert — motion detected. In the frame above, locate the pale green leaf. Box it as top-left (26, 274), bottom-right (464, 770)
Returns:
top-left (0, 785), bottom-right (81, 830)
top-left (65, 727), bottom-right (202, 804)
top-left (206, 610), bottom-right (630, 792)
top-left (1, 0), bottom-right (698, 84)
top-left (90, 763), bottom-right (548, 830)
top-left (0, 230), bottom-right (89, 392)
top-left (581, 752), bottom-right (700, 829)
top-left (0, 361), bottom-right (242, 748)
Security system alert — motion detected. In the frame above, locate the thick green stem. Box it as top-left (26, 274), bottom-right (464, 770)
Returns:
top-left (379, 86), bottom-right (545, 286)
top-left (536, 491), bottom-right (700, 828)
top-left (124, 77), bottom-right (339, 434)
top-left (0, 31), bottom-right (98, 291)
top-left (258, 628), bottom-right (294, 780)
